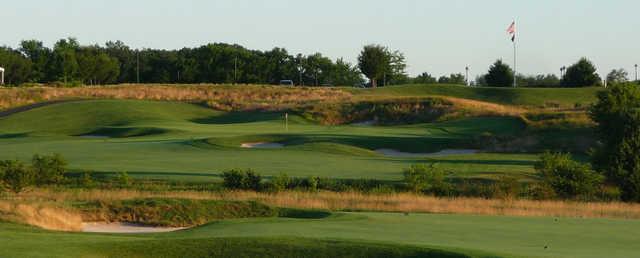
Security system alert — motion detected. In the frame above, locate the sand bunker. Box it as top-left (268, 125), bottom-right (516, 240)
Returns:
top-left (240, 142), bottom-right (284, 149)
top-left (82, 222), bottom-right (185, 234)
top-left (376, 149), bottom-right (478, 158)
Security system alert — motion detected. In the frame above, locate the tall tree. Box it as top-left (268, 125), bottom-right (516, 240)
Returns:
top-left (562, 58), bottom-right (602, 87)
top-left (19, 40), bottom-right (51, 83)
top-left (606, 69), bottom-right (629, 86)
top-left (590, 84), bottom-right (640, 201)
top-left (485, 59), bottom-right (514, 87)
top-left (357, 45), bottom-right (390, 88)
top-left (0, 47), bottom-right (33, 85)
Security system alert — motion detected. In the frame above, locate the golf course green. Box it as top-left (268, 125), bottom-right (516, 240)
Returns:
top-left (0, 98), bottom-right (537, 181)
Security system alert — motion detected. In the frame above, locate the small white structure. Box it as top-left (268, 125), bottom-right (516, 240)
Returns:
top-left (0, 67), bottom-right (4, 85)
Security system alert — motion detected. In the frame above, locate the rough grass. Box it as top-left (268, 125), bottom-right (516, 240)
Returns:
top-left (0, 200), bottom-right (82, 231)
top-left (0, 84), bottom-right (352, 112)
top-left (76, 198), bottom-right (277, 227)
top-left (20, 189), bottom-right (640, 220)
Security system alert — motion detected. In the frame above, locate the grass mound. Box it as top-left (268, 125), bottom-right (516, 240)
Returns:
top-left (358, 84), bottom-right (602, 107)
top-left (91, 237), bottom-right (479, 258)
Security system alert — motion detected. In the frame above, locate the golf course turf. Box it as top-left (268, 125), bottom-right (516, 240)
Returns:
top-left (0, 99), bottom-right (537, 181)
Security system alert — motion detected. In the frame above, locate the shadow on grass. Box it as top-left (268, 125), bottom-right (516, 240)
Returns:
top-left (191, 111), bottom-right (284, 124)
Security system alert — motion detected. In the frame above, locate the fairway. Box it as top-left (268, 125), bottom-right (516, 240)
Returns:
top-left (1, 212), bottom-right (638, 258)
top-left (0, 99), bottom-right (537, 181)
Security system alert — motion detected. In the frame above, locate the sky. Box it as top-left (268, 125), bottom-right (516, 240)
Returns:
top-left (1, 0), bottom-right (639, 78)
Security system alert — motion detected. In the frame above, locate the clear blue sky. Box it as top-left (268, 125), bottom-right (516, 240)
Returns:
top-left (2, 0), bottom-right (639, 78)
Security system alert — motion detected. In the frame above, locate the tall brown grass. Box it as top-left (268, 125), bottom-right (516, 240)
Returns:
top-left (21, 189), bottom-right (640, 220)
top-left (0, 84), bottom-right (352, 112)
top-left (0, 200), bottom-right (83, 231)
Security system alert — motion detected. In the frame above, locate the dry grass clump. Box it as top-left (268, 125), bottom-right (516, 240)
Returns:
top-left (0, 200), bottom-right (83, 231)
top-left (22, 189), bottom-right (640, 220)
top-left (441, 97), bottom-right (526, 117)
top-left (0, 84), bottom-right (352, 112)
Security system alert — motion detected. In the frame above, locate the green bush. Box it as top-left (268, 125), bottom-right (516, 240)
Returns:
top-left (535, 152), bottom-right (603, 199)
top-left (31, 153), bottom-right (67, 185)
top-left (492, 175), bottom-right (521, 199)
top-left (268, 173), bottom-right (291, 192)
top-left (0, 160), bottom-right (35, 193)
top-left (590, 83), bottom-right (640, 201)
top-left (116, 171), bottom-right (131, 186)
top-left (222, 169), bottom-right (262, 191)
top-left (403, 164), bottom-right (449, 195)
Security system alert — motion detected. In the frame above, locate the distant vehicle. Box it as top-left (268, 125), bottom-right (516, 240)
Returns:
top-left (279, 80), bottom-right (294, 86)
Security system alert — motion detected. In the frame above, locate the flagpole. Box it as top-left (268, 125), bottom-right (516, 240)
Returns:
top-left (513, 19), bottom-right (517, 88)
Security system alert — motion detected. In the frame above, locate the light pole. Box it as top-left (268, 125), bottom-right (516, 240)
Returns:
top-left (465, 66), bottom-right (469, 86)
top-left (136, 50), bottom-right (140, 84)
top-left (635, 64), bottom-right (638, 82)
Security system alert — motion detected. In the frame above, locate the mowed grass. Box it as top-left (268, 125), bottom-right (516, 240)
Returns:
top-left (354, 84), bottom-right (602, 107)
top-left (1, 211), bottom-right (639, 258)
top-left (0, 100), bottom-right (537, 181)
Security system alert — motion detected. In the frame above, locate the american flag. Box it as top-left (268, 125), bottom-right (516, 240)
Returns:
top-left (506, 21), bottom-right (516, 42)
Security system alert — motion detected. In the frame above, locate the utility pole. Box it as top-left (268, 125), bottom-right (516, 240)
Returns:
top-left (465, 66), bottom-right (469, 86)
top-left (136, 50), bottom-right (140, 84)
top-left (635, 64), bottom-right (638, 82)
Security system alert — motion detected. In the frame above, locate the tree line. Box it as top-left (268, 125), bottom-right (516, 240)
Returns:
top-left (0, 38), bottom-right (633, 88)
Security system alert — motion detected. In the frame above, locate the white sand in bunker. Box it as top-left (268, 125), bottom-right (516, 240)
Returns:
top-left (82, 222), bottom-right (186, 234)
top-left (240, 142), bottom-right (285, 149)
top-left (376, 149), bottom-right (478, 158)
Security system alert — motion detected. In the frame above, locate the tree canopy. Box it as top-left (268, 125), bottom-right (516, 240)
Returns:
top-left (562, 58), bottom-right (602, 87)
top-left (484, 60), bottom-right (514, 87)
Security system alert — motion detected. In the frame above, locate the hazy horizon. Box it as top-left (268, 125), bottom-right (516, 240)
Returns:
top-left (2, 0), bottom-right (638, 78)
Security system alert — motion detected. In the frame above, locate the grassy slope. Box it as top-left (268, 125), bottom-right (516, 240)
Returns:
top-left (1, 212), bottom-right (639, 258)
top-left (354, 84), bottom-right (602, 107)
top-left (0, 100), bottom-right (536, 181)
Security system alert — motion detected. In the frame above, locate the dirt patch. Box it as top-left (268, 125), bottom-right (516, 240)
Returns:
top-left (82, 222), bottom-right (186, 234)
top-left (376, 149), bottom-right (478, 158)
top-left (240, 142), bottom-right (285, 149)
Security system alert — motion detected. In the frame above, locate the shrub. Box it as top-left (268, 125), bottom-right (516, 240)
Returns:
top-left (0, 160), bottom-right (35, 193)
top-left (116, 171), bottom-right (131, 186)
top-left (31, 153), bottom-right (67, 185)
top-left (492, 175), bottom-right (521, 199)
top-left (590, 83), bottom-right (640, 201)
top-left (403, 164), bottom-right (449, 194)
top-left (535, 152), bottom-right (604, 199)
top-left (80, 171), bottom-right (94, 187)
top-left (222, 169), bottom-right (262, 191)
top-left (269, 173), bottom-right (291, 192)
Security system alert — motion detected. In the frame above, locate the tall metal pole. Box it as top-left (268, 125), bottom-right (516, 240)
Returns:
top-left (234, 57), bottom-right (238, 85)
top-left (465, 66), bottom-right (469, 86)
top-left (513, 32), bottom-right (517, 88)
top-left (635, 64), bottom-right (638, 82)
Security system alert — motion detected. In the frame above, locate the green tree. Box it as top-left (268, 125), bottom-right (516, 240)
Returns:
top-left (53, 38), bottom-right (80, 83)
top-left (535, 152), bottom-right (603, 199)
top-left (0, 47), bottom-right (33, 85)
top-left (485, 60), bottom-right (514, 87)
top-left (606, 69), bottom-right (629, 86)
top-left (413, 72), bottom-right (437, 84)
top-left (437, 73), bottom-right (466, 85)
top-left (358, 45), bottom-right (390, 88)
top-left (19, 40), bottom-right (51, 83)
top-left (590, 83), bottom-right (640, 201)
top-left (1, 160), bottom-right (35, 193)
top-left (562, 58), bottom-right (602, 87)
top-left (32, 153), bottom-right (67, 185)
